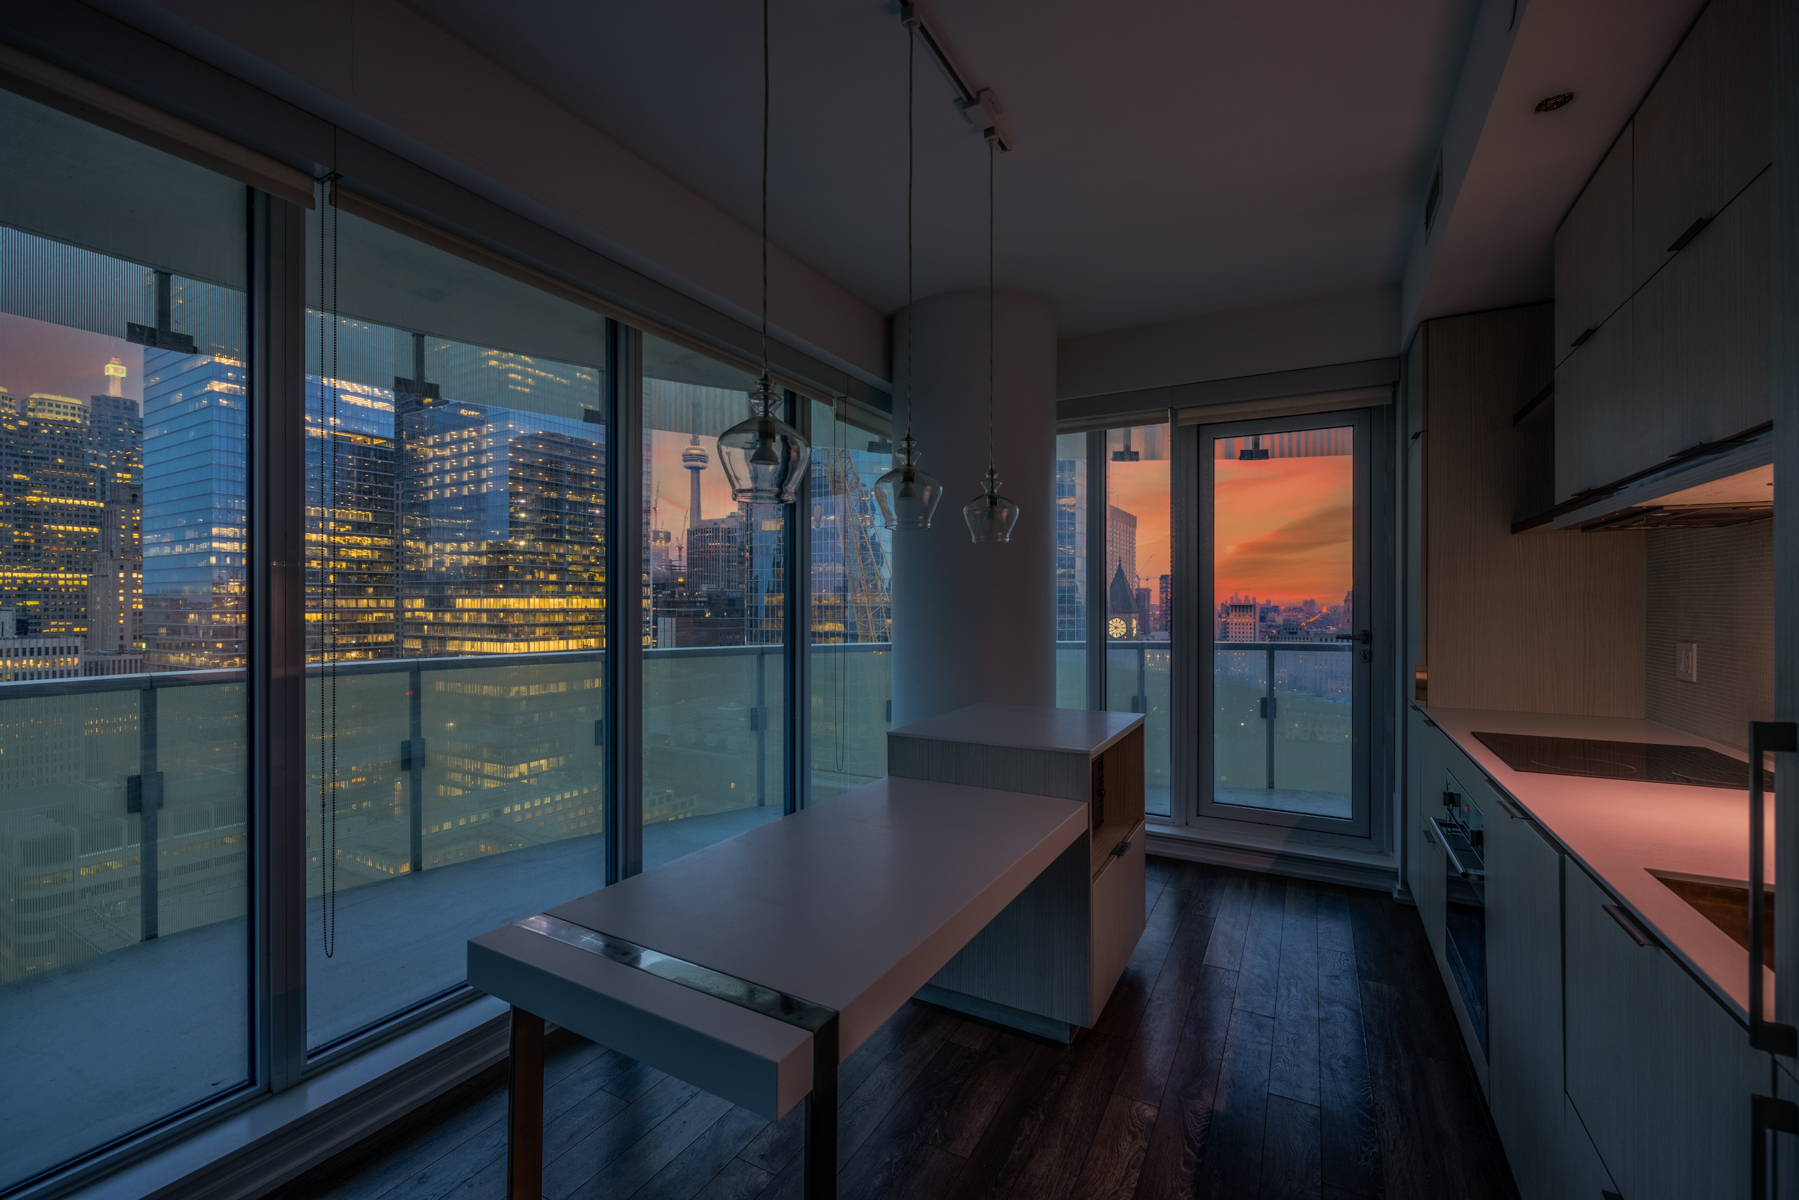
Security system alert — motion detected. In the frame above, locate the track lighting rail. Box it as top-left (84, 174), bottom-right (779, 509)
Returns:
top-left (898, 1), bottom-right (1013, 150)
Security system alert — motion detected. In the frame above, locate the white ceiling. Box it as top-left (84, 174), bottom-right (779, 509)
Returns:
top-left (409, 0), bottom-right (1480, 339)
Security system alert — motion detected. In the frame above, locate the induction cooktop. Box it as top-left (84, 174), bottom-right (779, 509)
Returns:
top-left (1471, 731), bottom-right (1772, 791)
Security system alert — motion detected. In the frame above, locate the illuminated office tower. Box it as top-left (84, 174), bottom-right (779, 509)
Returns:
top-left (85, 482), bottom-right (142, 658)
top-left (742, 506), bottom-right (785, 647)
top-left (306, 376), bottom-right (398, 661)
top-left (399, 400), bottom-right (607, 657)
top-left (1055, 453), bottom-right (1086, 641)
top-left (141, 346), bottom-right (248, 669)
top-left (0, 391), bottom-right (101, 638)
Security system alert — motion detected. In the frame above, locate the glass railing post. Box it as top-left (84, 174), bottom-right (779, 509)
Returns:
top-left (755, 648), bottom-right (767, 808)
top-left (137, 680), bottom-right (162, 941)
top-left (407, 662), bottom-right (423, 874)
top-left (1264, 644), bottom-right (1276, 791)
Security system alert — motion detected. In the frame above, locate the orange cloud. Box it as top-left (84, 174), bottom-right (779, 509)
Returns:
top-left (1214, 456), bottom-right (1351, 608)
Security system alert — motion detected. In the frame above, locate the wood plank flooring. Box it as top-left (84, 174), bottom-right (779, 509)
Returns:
top-left (272, 860), bottom-right (1517, 1200)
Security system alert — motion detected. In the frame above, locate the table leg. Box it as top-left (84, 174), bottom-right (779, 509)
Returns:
top-left (507, 1007), bottom-right (545, 1200)
top-left (802, 1014), bottom-right (839, 1200)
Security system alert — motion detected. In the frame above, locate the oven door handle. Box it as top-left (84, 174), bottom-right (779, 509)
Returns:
top-left (1426, 817), bottom-right (1474, 880)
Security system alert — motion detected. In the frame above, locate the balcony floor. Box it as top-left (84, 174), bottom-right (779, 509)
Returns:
top-left (0, 805), bottom-right (780, 1190)
top-left (268, 860), bottom-right (1518, 1200)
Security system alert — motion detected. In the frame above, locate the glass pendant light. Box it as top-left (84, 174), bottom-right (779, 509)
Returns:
top-left (963, 135), bottom-right (1019, 543)
top-left (720, 0), bottom-right (809, 505)
top-left (874, 22), bottom-right (943, 529)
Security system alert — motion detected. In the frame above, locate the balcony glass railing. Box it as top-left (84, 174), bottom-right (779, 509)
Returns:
top-left (0, 641), bottom-right (897, 1163)
top-left (1214, 640), bottom-right (1353, 818)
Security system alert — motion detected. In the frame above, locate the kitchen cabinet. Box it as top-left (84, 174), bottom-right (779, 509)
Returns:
top-left (1557, 162), bottom-right (1768, 503)
top-left (1408, 709), bottom-right (1447, 964)
top-left (1553, 123), bottom-right (1632, 366)
top-left (1631, 168), bottom-right (1770, 452)
top-left (1553, 303), bottom-right (1634, 502)
top-left (1630, 0), bottom-right (1769, 290)
top-left (1482, 791), bottom-right (1563, 1200)
top-left (1561, 1095), bottom-right (1621, 1200)
top-left (1552, 0), bottom-right (1771, 503)
top-left (1564, 861), bottom-right (1769, 1199)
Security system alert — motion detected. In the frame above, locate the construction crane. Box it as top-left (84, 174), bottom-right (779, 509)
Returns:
top-left (817, 448), bottom-right (890, 644)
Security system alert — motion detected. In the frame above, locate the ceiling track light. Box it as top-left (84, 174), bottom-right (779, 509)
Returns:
top-left (898, 1), bottom-right (1013, 151)
top-left (719, 0), bottom-right (810, 505)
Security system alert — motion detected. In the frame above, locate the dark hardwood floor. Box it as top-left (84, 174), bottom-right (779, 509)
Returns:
top-left (273, 860), bottom-right (1517, 1200)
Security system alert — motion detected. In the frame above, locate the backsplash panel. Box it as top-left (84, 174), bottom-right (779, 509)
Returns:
top-left (1644, 522), bottom-right (1774, 752)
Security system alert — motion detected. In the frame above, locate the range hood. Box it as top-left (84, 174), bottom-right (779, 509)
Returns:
top-left (1549, 424), bottom-right (1773, 532)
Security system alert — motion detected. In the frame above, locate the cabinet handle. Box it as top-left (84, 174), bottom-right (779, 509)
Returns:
top-left (1748, 721), bottom-right (1797, 1056)
top-left (1492, 794), bottom-right (1526, 821)
top-left (1602, 903), bottom-right (1657, 949)
top-left (1111, 838), bottom-right (1131, 858)
top-left (1426, 817), bottom-right (1476, 879)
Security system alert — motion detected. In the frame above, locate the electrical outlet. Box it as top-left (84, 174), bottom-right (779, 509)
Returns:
top-left (1674, 641), bottom-right (1698, 683)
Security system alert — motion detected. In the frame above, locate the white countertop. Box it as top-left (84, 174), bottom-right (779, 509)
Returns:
top-left (1423, 706), bottom-right (1771, 1021)
top-left (889, 703), bottom-right (1142, 756)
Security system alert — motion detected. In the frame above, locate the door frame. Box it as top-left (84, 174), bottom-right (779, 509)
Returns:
top-left (1185, 407), bottom-right (1376, 838)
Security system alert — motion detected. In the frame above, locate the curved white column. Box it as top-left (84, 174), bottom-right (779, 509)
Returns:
top-left (890, 289), bottom-right (1056, 726)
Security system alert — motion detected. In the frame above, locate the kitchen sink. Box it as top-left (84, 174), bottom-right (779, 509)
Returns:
top-left (1650, 871), bottom-right (1774, 970)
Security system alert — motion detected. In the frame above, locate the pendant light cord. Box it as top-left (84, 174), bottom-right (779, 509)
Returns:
top-left (760, 0), bottom-right (770, 386)
top-left (905, 29), bottom-right (914, 451)
top-left (987, 135), bottom-right (995, 479)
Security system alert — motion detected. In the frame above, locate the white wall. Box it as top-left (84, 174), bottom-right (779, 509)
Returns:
top-left (95, 0), bottom-right (889, 385)
top-left (1054, 285), bottom-right (1399, 401)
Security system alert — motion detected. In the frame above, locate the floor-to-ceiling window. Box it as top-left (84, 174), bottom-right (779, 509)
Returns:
top-left (808, 397), bottom-right (892, 800)
top-left (1104, 423), bottom-right (1172, 816)
top-left (303, 204), bottom-right (610, 1051)
top-left (1054, 423), bottom-right (1173, 817)
top-left (1054, 431), bottom-right (1088, 708)
top-left (1199, 413), bottom-right (1368, 834)
top-left (640, 335), bottom-right (787, 866)
top-left (0, 85), bottom-right (252, 1190)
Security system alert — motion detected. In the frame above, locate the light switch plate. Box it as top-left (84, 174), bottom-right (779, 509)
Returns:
top-left (1674, 641), bottom-right (1698, 683)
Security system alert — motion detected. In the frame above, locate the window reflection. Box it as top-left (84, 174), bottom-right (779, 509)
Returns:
top-left (303, 207), bottom-right (608, 1051)
top-left (641, 335), bottom-right (785, 866)
top-left (0, 86), bottom-right (250, 1190)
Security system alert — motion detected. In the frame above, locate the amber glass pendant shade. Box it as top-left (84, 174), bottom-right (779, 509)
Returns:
top-left (718, 373), bottom-right (810, 504)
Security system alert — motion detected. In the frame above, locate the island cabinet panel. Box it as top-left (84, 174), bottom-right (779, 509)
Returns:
top-left (888, 705), bottom-right (1147, 1037)
top-left (1554, 123), bottom-right (1633, 365)
top-left (1483, 799), bottom-right (1563, 1200)
top-left (1630, 0), bottom-right (1770, 290)
top-left (1565, 862), bottom-right (1769, 1199)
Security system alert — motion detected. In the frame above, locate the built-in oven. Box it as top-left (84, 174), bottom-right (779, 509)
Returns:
top-left (1428, 772), bottom-right (1486, 1056)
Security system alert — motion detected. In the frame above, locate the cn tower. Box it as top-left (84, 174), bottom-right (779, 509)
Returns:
top-left (681, 433), bottom-right (709, 529)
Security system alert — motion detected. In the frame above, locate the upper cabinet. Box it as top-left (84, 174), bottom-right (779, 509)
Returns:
top-left (1553, 0), bottom-right (1771, 504)
top-left (1554, 124), bottom-right (1632, 366)
top-left (1631, 0), bottom-right (1770, 289)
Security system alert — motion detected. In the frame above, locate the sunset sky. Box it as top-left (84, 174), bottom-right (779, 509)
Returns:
top-left (1214, 455), bottom-right (1352, 609)
top-left (1108, 456), bottom-right (1169, 586)
top-left (0, 313), bottom-right (144, 402)
top-left (646, 428), bottom-right (743, 532)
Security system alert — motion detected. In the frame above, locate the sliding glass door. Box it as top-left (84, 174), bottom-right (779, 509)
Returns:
top-left (1197, 410), bottom-right (1371, 835)
top-left (0, 86), bottom-right (253, 1190)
